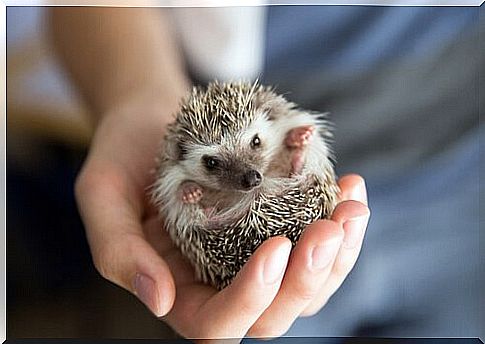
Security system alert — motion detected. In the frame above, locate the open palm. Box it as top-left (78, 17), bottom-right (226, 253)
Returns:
top-left (75, 104), bottom-right (370, 340)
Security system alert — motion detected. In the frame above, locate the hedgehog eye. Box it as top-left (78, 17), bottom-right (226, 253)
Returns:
top-left (203, 156), bottom-right (218, 170)
top-left (251, 135), bottom-right (261, 148)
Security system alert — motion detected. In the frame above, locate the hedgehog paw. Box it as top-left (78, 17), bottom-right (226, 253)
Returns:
top-left (290, 150), bottom-right (306, 175)
top-left (181, 182), bottom-right (203, 204)
top-left (285, 125), bottom-right (315, 148)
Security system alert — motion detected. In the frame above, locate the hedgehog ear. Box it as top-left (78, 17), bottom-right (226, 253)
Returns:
top-left (256, 108), bottom-right (274, 122)
top-left (253, 93), bottom-right (273, 121)
top-left (254, 93), bottom-right (290, 121)
top-left (177, 142), bottom-right (188, 160)
top-left (165, 137), bottom-right (187, 161)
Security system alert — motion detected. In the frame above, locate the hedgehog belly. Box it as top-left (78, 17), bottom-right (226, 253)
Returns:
top-left (171, 173), bottom-right (339, 290)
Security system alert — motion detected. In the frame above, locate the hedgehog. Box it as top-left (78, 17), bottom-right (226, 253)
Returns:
top-left (151, 81), bottom-right (339, 290)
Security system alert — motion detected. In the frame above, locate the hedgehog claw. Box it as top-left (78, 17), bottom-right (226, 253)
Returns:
top-left (285, 125), bottom-right (315, 148)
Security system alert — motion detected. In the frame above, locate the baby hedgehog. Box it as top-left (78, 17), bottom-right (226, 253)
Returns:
top-left (151, 81), bottom-right (339, 290)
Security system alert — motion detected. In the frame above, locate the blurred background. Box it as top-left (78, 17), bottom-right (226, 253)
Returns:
top-left (7, 6), bottom-right (178, 339)
top-left (6, 5), bottom-right (483, 341)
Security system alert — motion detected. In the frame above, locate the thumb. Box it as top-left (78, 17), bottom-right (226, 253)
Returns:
top-left (94, 233), bottom-right (176, 318)
top-left (76, 169), bottom-right (176, 317)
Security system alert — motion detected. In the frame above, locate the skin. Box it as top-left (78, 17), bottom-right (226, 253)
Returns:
top-left (50, 7), bottom-right (370, 341)
top-left (284, 124), bottom-right (315, 175)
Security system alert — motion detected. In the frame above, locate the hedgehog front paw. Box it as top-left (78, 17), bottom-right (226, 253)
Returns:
top-left (181, 182), bottom-right (203, 204)
top-left (285, 125), bottom-right (315, 148)
top-left (290, 150), bottom-right (306, 175)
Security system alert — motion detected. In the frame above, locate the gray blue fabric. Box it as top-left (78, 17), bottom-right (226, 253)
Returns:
top-left (287, 130), bottom-right (481, 338)
top-left (261, 6), bottom-right (483, 338)
top-left (264, 7), bottom-right (476, 77)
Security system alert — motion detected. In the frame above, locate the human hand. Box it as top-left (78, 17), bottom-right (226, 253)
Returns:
top-left (75, 98), bottom-right (370, 340)
top-left (245, 174), bottom-right (369, 338)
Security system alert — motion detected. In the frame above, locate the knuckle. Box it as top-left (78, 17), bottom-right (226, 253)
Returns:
top-left (91, 243), bottom-right (117, 283)
top-left (75, 164), bottom-right (125, 202)
top-left (332, 260), bottom-right (353, 278)
top-left (74, 168), bottom-right (91, 201)
top-left (74, 166), bottom-right (109, 205)
top-left (237, 297), bottom-right (265, 318)
top-left (292, 280), bottom-right (320, 302)
top-left (226, 287), bottom-right (271, 318)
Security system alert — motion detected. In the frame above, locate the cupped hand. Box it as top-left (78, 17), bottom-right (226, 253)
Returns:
top-left (75, 100), bottom-right (370, 341)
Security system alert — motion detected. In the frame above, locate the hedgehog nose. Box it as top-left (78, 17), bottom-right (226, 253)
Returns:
top-left (242, 170), bottom-right (262, 189)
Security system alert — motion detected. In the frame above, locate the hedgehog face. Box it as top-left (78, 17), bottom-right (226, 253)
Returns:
top-left (179, 112), bottom-right (280, 192)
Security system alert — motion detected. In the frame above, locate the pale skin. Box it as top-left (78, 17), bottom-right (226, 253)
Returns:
top-left (50, 8), bottom-right (370, 340)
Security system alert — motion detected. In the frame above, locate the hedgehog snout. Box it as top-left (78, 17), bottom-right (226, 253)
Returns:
top-left (241, 169), bottom-right (262, 190)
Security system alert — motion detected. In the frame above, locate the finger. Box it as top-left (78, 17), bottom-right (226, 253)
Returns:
top-left (338, 174), bottom-right (368, 205)
top-left (165, 236), bottom-right (292, 339)
top-left (76, 165), bottom-right (176, 317)
top-left (302, 200), bottom-right (370, 316)
top-left (247, 220), bottom-right (344, 338)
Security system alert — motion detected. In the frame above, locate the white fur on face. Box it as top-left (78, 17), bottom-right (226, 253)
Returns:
top-left (237, 112), bottom-right (280, 167)
top-left (179, 143), bottom-right (221, 188)
top-left (175, 109), bottom-right (330, 191)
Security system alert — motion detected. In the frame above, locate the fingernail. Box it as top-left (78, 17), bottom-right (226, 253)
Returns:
top-left (134, 273), bottom-right (162, 317)
top-left (351, 179), bottom-right (367, 204)
top-left (310, 239), bottom-right (341, 270)
top-left (343, 215), bottom-right (369, 249)
top-left (263, 241), bottom-right (291, 285)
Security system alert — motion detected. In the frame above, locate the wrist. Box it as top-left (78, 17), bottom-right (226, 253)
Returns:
top-left (105, 77), bottom-right (189, 113)
top-left (94, 83), bottom-right (189, 130)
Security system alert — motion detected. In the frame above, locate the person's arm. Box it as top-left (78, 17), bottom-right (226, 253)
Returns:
top-left (50, 8), bottom-right (370, 340)
top-left (50, 7), bottom-right (188, 118)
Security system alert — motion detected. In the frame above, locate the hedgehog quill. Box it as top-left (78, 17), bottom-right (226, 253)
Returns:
top-left (151, 81), bottom-right (339, 290)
